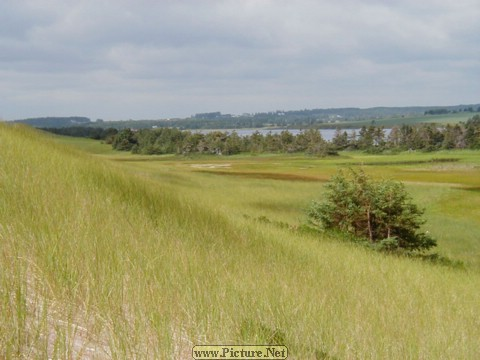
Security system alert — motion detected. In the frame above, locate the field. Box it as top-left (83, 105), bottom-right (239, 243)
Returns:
top-left (1, 124), bottom-right (480, 359)
top-left (317, 112), bottom-right (476, 128)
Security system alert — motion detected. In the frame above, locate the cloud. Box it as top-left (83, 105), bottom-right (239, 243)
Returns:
top-left (0, 0), bottom-right (479, 120)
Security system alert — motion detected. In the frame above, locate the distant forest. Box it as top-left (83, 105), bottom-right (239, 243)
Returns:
top-left (13, 104), bottom-right (480, 130)
top-left (14, 116), bottom-right (90, 128)
top-left (42, 126), bottom-right (118, 140)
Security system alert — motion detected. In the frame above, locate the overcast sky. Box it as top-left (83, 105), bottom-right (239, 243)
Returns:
top-left (1, 0), bottom-right (479, 120)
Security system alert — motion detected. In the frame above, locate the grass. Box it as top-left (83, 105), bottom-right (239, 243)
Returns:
top-left (40, 136), bottom-right (480, 270)
top-left (39, 132), bottom-right (119, 155)
top-left (317, 112), bottom-right (478, 128)
top-left (1, 124), bottom-right (480, 358)
top-left (51, 136), bottom-right (480, 272)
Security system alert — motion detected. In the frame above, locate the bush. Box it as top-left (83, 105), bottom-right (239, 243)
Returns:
top-left (307, 169), bottom-right (436, 252)
top-left (112, 129), bottom-right (137, 151)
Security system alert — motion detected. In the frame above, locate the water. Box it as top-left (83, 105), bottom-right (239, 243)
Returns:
top-left (195, 128), bottom-right (372, 142)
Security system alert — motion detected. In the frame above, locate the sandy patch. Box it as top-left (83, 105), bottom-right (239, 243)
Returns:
top-left (190, 163), bottom-right (231, 169)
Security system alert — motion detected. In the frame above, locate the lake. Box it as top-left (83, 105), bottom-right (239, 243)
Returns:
top-left (194, 128), bottom-right (391, 142)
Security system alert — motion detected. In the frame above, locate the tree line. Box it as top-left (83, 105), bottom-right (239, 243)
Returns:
top-left (111, 128), bottom-right (337, 156)
top-left (333, 114), bottom-right (480, 152)
top-left (109, 115), bottom-right (480, 155)
top-left (424, 107), bottom-right (478, 115)
top-left (41, 126), bottom-right (118, 140)
top-left (381, 122), bottom-right (479, 151)
top-left (16, 117), bottom-right (91, 128)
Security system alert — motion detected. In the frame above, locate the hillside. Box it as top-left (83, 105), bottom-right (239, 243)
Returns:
top-left (13, 104), bottom-right (480, 130)
top-left (14, 116), bottom-right (91, 128)
top-left (1, 124), bottom-right (480, 358)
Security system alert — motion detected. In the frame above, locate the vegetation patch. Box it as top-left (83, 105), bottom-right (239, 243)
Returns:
top-left (196, 170), bottom-right (324, 181)
top-left (348, 158), bottom-right (459, 166)
top-left (103, 114), bottom-right (480, 155)
top-left (459, 186), bottom-right (480, 192)
top-left (3, 125), bottom-right (480, 358)
top-left (307, 169), bottom-right (437, 252)
top-left (239, 319), bottom-right (286, 344)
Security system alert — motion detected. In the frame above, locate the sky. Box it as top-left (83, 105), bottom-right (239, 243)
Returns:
top-left (1, 0), bottom-right (479, 121)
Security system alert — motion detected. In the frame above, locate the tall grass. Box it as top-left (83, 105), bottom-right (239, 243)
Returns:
top-left (1, 124), bottom-right (480, 358)
top-left (119, 151), bottom-right (480, 270)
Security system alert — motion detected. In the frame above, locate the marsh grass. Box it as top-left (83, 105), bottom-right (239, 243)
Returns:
top-left (115, 148), bottom-right (480, 270)
top-left (1, 125), bottom-right (480, 358)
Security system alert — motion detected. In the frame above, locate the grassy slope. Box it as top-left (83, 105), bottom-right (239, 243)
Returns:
top-left (1, 126), bottom-right (480, 359)
top-left (114, 150), bottom-right (480, 271)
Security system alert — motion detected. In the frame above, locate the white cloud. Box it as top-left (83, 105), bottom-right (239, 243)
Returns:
top-left (0, 0), bottom-right (478, 120)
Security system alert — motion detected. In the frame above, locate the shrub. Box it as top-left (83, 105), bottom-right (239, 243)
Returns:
top-left (307, 169), bottom-right (436, 252)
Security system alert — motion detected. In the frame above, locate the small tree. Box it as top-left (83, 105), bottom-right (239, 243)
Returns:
top-left (112, 129), bottom-right (137, 151)
top-left (307, 169), bottom-right (436, 252)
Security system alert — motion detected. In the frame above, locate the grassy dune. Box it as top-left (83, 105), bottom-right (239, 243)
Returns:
top-left (1, 125), bottom-right (480, 359)
top-left (114, 149), bottom-right (480, 271)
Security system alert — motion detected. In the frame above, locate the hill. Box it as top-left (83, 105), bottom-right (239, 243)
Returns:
top-left (12, 104), bottom-right (480, 130)
top-left (1, 124), bottom-right (480, 358)
top-left (14, 116), bottom-right (91, 128)
top-left (94, 105), bottom-right (480, 130)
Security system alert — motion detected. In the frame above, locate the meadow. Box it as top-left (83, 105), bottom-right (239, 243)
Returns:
top-left (1, 124), bottom-right (480, 359)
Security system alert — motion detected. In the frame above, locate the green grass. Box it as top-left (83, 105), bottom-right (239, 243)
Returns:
top-left (41, 137), bottom-right (480, 270)
top-left (318, 112), bottom-right (478, 128)
top-left (49, 136), bottom-right (480, 269)
top-left (39, 132), bottom-right (119, 155)
top-left (2, 125), bottom-right (480, 358)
